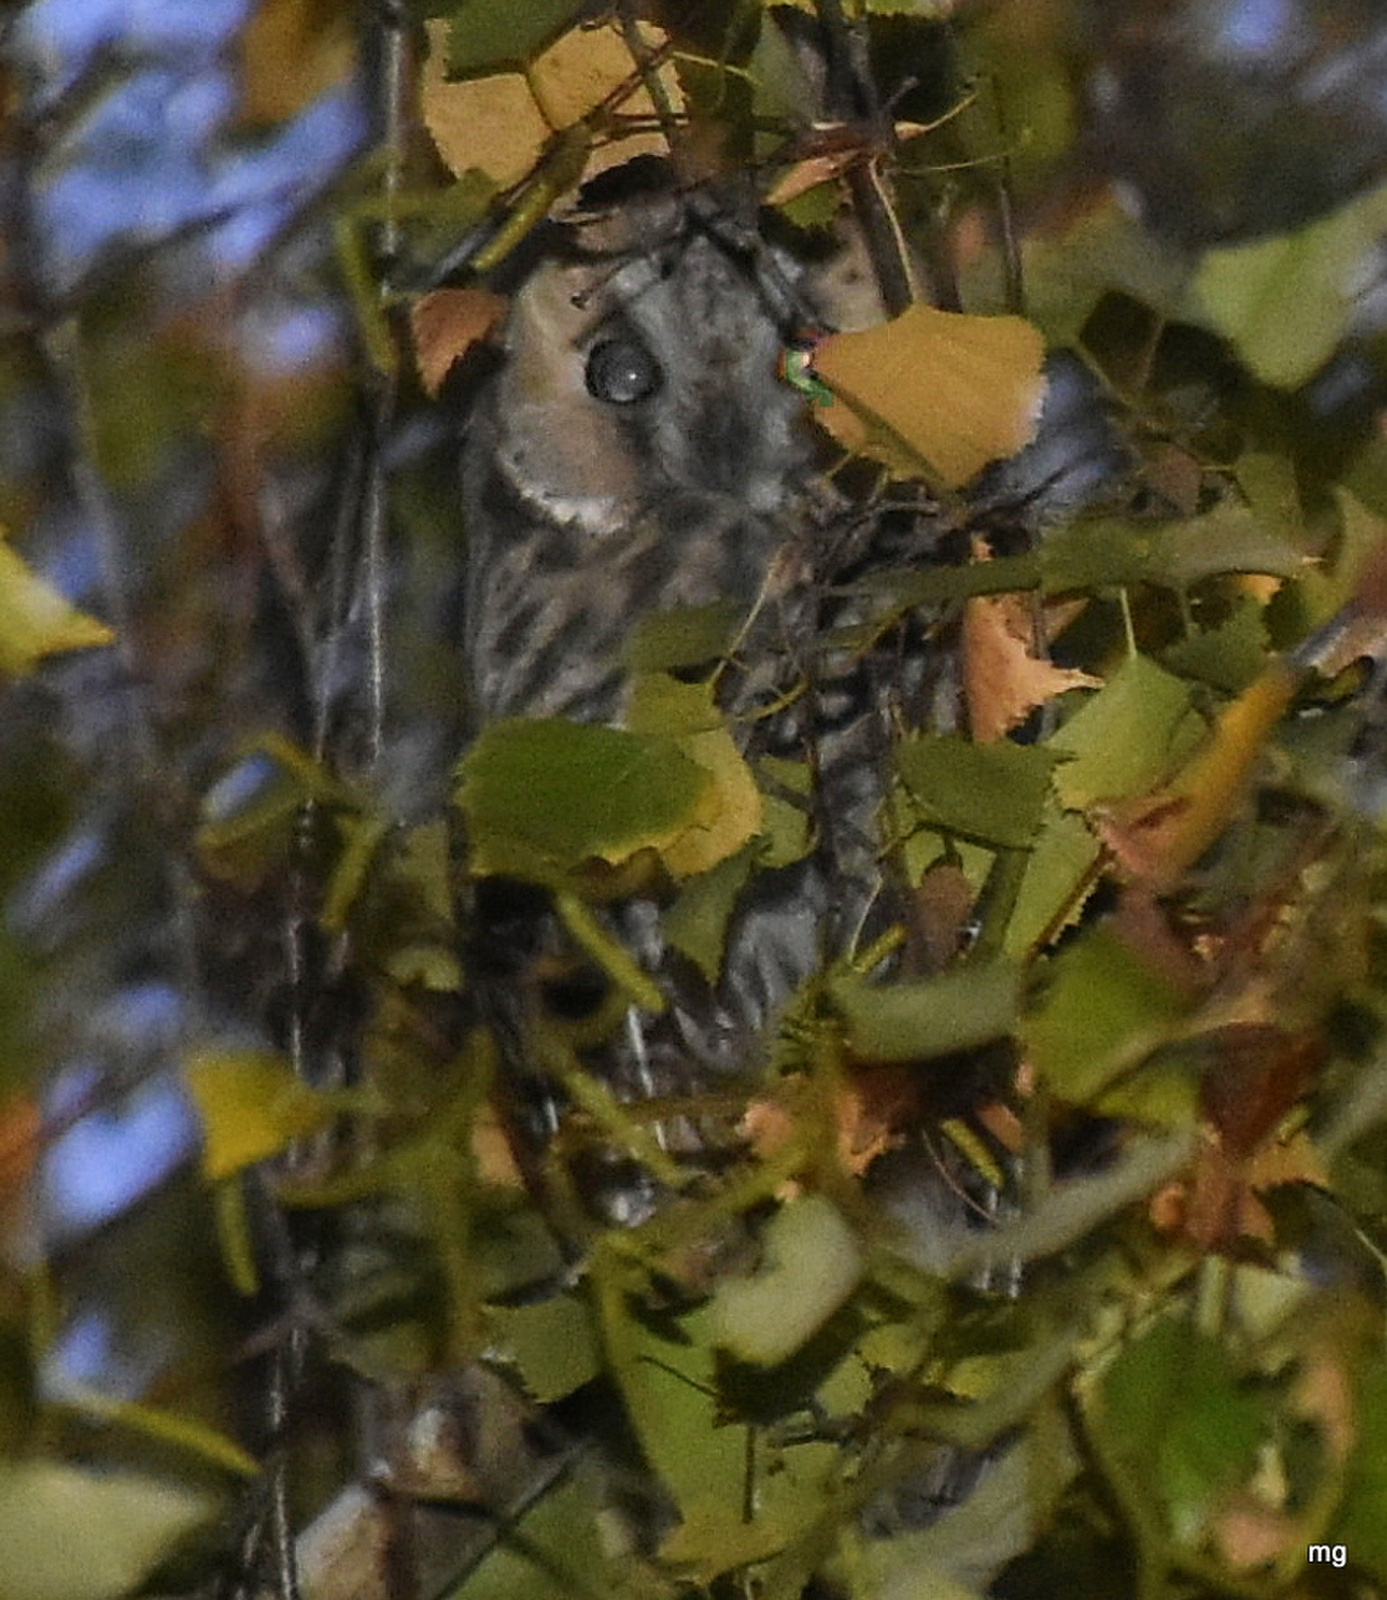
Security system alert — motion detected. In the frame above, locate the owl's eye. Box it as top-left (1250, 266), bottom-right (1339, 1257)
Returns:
top-left (585, 337), bottom-right (662, 404)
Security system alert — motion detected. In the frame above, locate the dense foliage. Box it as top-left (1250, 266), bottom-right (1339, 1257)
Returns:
top-left (7, 2), bottom-right (1387, 1598)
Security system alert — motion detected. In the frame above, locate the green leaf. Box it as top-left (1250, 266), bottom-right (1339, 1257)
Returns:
top-left (863, 0), bottom-right (955, 12)
top-left (1091, 1059), bottom-right (1199, 1129)
top-left (1003, 804), bottom-right (1101, 959)
top-left (1097, 1317), bottom-right (1265, 1547)
top-left (828, 963), bottom-right (1021, 1062)
top-left (1021, 921), bottom-right (1195, 1105)
top-left (1049, 655), bottom-right (1200, 811)
top-left (1161, 598), bottom-right (1269, 693)
top-left (896, 735), bottom-right (1058, 849)
top-left (1193, 183), bottom-right (1387, 388)
top-left (1039, 517), bottom-right (1154, 594)
top-left (56, 1383), bottom-right (259, 1478)
top-left (652, 1318), bottom-right (855, 1582)
top-left (1040, 506), bottom-right (1303, 598)
top-left (444, 0), bottom-right (584, 77)
top-left (446, 1463), bottom-right (641, 1600)
top-left (486, 1293), bottom-right (601, 1403)
top-left (748, 11), bottom-right (813, 126)
top-left (183, 1049), bottom-right (333, 1180)
top-left (0, 1463), bottom-right (214, 1600)
top-left (1145, 501), bottom-right (1308, 590)
top-left (664, 840), bottom-right (760, 981)
top-left (197, 736), bottom-right (345, 890)
top-left (1332, 1357), bottom-right (1387, 1578)
top-left (778, 183), bottom-right (842, 231)
top-left (1233, 450), bottom-right (1305, 549)
top-left (622, 601), bottom-right (741, 674)
top-left (759, 783), bottom-right (814, 869)
top-left (455, 718), bottom-right (712, 887)
top-left (1271, 485), bottom-right (1384, 641)
top-left (710, 1195), bottom-right (861, 1366)
top-left (626, 671), bottom-right (725, 738)
top-left (1007, 198), bottom-right (1191, 346)
top-left (615, 1304), bottom-right (751, 1557)
top-left (862, 551), bottom-right (1040, 612)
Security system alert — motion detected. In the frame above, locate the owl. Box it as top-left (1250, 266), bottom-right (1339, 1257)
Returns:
top-left (457, 164), bottom-right (936, 1220)
top-left (461, 174), bottom-right (828, 727)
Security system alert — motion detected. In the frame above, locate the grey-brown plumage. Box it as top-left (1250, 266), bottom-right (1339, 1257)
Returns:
top-left (462, 183), bottom-right (826, 726)
top-left (459, 172), bottom-right (920, 1218)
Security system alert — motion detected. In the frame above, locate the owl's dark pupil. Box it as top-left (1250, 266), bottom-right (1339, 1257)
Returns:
top-left (585, 337), bottom-right (661, 404)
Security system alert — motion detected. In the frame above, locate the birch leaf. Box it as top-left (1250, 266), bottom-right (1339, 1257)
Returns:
top-left (0, 540), bottom-right (113, 677)
top-left (814, 304), bottom-right (1047, 488)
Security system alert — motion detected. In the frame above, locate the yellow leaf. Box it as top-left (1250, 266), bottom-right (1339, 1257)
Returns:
top-left (1096, 661), bottom-right (1299, 892)
top-left (813, 302), bottom-right (1047, 488)
top-left (422, 18), bottom-right (546, 187)
top-left (184, 1050), bottom-right (332, 1180)
top-left (663, 722), bottom-right (763, 876)
top-left (628, 673), bottom-right (763, 877)
top-left (0, 540), bottom-right (113, 676)
top-left (529, 19), bottom-right (679, 137)
top-left (422, 19), bottom-right (679, 189)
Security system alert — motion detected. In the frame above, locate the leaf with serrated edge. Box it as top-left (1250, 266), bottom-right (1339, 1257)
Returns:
top-left (814, 304), bottom-right (1046, 488)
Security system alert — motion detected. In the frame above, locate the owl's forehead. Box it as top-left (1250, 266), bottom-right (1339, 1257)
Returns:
top-left (518, 215), bottom-right (795, 354)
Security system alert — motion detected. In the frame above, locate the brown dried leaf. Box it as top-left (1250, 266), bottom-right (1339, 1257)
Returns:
top-left (766, 152), bottom-right (856, 208)
top-left (237, 0), bottom-right (354, 126)
top-left (908, 860), bottom-right (976, 973)
top-left (411, 289), bottom-right (508, 397)
top-left (1200, 1027), bottom-right (1322, 1157)
top-left (1158, 1121), bottom-right (1325, 1253)
top-left (836, 1066), bottom-right (919, 1175)
top-left (963, 584), bottom-right (1100, 742)
top-left (741, 1097), bottom-right (796, 1162)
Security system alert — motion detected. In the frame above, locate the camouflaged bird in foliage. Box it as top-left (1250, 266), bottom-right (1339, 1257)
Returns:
top-left (456, 163), bottom-right (966, 1225)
